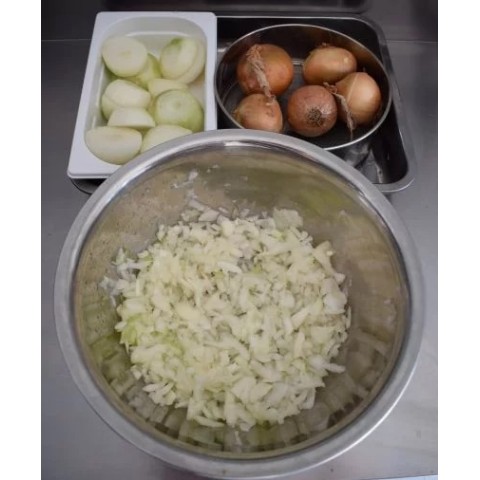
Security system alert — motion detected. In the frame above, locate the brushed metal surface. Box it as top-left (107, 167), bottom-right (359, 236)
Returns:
top-left (41, 0), bottom-right (437, 42)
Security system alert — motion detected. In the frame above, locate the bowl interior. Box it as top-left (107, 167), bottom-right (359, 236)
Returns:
top-left (215, 24), bottom-right (392, 152)
top-left (73, 142), bottom-right (407, 459)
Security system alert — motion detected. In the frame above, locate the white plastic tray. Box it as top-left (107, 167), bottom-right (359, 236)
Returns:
top-left (68, 11), bottom-right (217, 179)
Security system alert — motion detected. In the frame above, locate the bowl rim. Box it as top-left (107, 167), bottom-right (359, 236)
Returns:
top-left (214, 23), bottom-right (393, 152)
top-left (55, 129), bottom-right (424, 479)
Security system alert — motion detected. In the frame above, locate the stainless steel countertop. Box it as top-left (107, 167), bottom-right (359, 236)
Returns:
top-left (41, 32), bottom-right (437, 480)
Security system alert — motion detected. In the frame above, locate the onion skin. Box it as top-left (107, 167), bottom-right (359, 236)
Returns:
top-left (335, 72), bottom-right (382, 127)
top-left (303, 46), bottom-right (357, 85)
top-left (236, 44), bottom-right (294, 96)
top-left (233, 94), bottom-right (283, 133)
top-left (287, 86), bottom-right (337, 137)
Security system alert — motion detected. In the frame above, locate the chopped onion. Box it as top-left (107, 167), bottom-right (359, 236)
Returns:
top-left (107, 208), bottom-right (350, 431)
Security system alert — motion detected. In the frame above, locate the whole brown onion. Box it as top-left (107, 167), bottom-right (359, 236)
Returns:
top-left (233, 93), bottom-right (283, 133)
top-left (334, 72), bottom-right (382, 130)
top-left (303, 45), bottom-right (357, 85)
top-left (236, 44), bottom-right (294, 96)
top-left (287, 85), bottom-right (337, 137)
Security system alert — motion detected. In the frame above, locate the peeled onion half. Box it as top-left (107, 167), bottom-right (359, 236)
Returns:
top-left (85, 126), bottom-right (142, 164)
top-left (147, 78), bottom-right (188, 98)
top-left (159, 37), bottom-right (206, 84)
top-left (107, 107), bottom-right (155, 129)
top-left (101, 36), bottom-right (148, 77)
top-left (126, 54), bottom-right (161, 88)
top-left (101, 79), bottom-right (151, 119)
top-left (153, 89), bottom-right (204, 132)
top-left (141, 125), bottom-right (192, 153)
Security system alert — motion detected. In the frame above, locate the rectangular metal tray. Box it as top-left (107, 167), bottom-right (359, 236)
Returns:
top-left (216, 14), bottom-right (416, 194)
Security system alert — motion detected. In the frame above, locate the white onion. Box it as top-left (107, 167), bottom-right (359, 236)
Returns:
top-left (140, 125), bottom-right (192, 153)
top-left (153, 89), bottom-right (204, 132)
top-left (107, 107), bottom-right (155, 129)
top-left (175, 40), bottom-right (206, 84)
top-left (101, 36), bottom-right (148, 77)
top-left (101, 79), bottom-right (151, 120)
top-left (147, 78), bottom-right (188, 98)
top-left (126, 54), bottom-right (161, 88)
top-left (101, 94), bottom-right (119, 120)
top-left (159, 37), bottom-right (201, 80)
top-left (85, 126), bottom-right (142, 164)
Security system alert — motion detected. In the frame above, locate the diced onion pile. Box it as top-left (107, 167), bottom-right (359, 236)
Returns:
top-left (106, 208), bottom-right (350, 431)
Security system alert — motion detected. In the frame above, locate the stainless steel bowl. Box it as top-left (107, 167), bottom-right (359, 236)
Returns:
top-left (215, 24), bottom-right (392, 167)
top-left (55, 129), bottom-right (423, 479)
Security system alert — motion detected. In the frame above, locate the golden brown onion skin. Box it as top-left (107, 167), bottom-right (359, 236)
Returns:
top-left (287, 85), bottom-right (337, 137)
top-left (335, 72), bottom-right (381, 126)
top-left (233, 93), bottom-right (283, 133)
top-left (303, 46), bottom-right (357, 85)
top-left (236, 44), bottom-right (294, 96)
